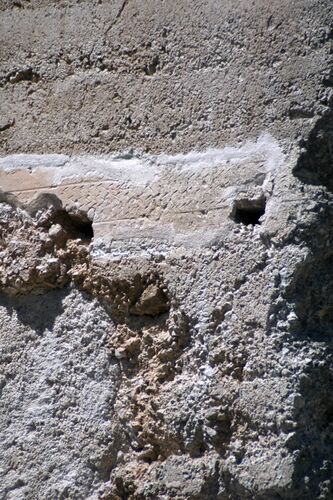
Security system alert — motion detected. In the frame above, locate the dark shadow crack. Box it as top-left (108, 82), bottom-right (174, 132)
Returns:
top-left (105, 0), bottom-right (130, 35)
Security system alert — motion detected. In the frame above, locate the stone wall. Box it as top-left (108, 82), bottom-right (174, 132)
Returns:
top-left (0, 1), bottom-right (333, 499)
top-left (0, 0), bottom-right (331, 154)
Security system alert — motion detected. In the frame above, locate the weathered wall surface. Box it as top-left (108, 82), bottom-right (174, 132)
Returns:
top-left (0, 1), bottom-right (333, 499)
top-left (0, 0), bottom-right (332, 154)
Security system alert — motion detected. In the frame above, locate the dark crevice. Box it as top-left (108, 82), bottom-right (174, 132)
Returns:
top-left (0, 118), bottom-right (15, 132)
top-left (9, 67), bottom-right (40, 84)
top-left (24, 193), bottom-right (94, 241)
top-left (0, 67), bottom-right (40, 88)
top-left (231, 197), bottom-right (266, 225)
top-left (144, 55), bottom-right (159, 76)
top-left (322, 68), bottom-right (333, 88)
top-left (105, 0), bottom-right (129, 35)
top-left (53, 211), bottom-right (94, 240)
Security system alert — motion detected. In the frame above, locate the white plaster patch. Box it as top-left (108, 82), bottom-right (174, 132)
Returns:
top-left (0, 135), bottom-right (286, 249)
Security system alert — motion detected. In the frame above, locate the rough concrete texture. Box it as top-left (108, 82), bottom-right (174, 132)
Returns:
top-left (0, 0), bottom-right (332, 154)
top-left (0, 0), bottom-right (333, 499)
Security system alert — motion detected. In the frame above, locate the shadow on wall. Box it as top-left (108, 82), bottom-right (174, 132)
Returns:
top-left (283, 209), bottom-right (333, 491)
top-left (292, 359), bottom-right (333, 498)
top-left (0, 287), bottom-right (68, 335)
top-left (287, 248), bottom-right (333, 341)
top-left (284, 92), bottom-right (333, 496)
top-left (293, 98), bottom-right (333, 191)
top-left (280, 218), bottom-right (333, 497)
top-left (290, 74), bottom-right (333, 337)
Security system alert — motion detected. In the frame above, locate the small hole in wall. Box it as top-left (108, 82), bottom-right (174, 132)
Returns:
top-left (68, 213), bottom-right (94, 239)
top-left (23, 193), bottom-right (94, 241)
top-left (232, 197), bottom-right (266, 225)
top-left (52, 210), bottom-right (94, 241)
top-left (144, 55), bottom-right (159, 76)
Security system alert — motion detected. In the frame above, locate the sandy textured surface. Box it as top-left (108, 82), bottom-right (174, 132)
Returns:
top-left (0, 1), bottom-right (333, 499)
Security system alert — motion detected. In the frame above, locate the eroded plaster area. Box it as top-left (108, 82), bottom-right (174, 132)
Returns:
top-left (0, 134), bottom-right (284, 251)
top-left (1, 131), bottom-right (333, 499)
top-left (0, 0), bottom-right (332, 497)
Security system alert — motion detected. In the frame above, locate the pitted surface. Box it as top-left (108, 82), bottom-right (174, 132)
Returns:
top-left (0, 0), bottom-right (333, 499)
top-left (0, 0), bottom-right (332, 155)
